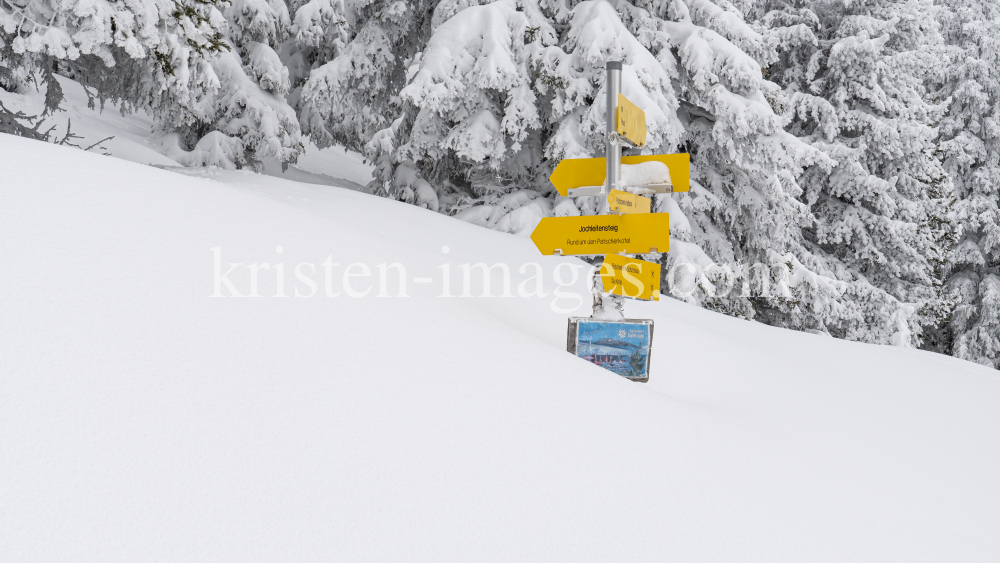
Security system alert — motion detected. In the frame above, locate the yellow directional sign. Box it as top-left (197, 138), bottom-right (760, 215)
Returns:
top-left (608, 189), bottom-right (650, 214)
top-left (600, 254), bottom-right (661, 300)
top-left (549, 153), bottom-right (690, 196)
top-left (617, 94), bottom-right (647, 147)
top-left (530, 213), bottom-right (669, 256)
top-left (549, 157), bottom-right (604, 195)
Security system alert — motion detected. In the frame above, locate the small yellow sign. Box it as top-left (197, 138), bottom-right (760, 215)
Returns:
top-left (607, 189), bottom-right (651, 214)
top-left (617, 94), bottom-right (647, 147)
top-left (600, 254), bottom-right (661, 300)
top-left (549, 154), bottom-right (690, 196)
top-left (529, 213), bottom-right (670, 256)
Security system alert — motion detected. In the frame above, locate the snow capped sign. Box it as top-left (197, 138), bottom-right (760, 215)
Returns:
top-left (567, 318), bottom-right (654, 382)
top-left (616, 94), bottom-right (648, 147)
top-left (548, 154), bottom-right (691, 197)
top-left (530, 214), bottom-right (670, 256)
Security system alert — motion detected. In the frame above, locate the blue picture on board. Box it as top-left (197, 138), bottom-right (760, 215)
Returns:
top-left (574, 320), bottom-right (652, 380)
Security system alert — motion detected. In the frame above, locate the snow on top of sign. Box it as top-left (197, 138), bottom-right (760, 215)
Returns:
top-left (620, 161), bottom-right (672, 191)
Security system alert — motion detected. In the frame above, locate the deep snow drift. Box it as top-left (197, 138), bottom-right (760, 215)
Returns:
top-left (2, 134), bottom-right (1000, 562)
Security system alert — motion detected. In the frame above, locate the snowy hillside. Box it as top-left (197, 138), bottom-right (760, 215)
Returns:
top-left (3, 133), bottom-right (1000, 562)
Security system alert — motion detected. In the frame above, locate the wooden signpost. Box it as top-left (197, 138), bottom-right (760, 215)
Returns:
top-left (529, 60), bottom-right (691, 382)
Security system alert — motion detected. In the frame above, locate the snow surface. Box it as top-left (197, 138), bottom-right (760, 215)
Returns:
top-left (3, 133), bottom-right (1000, 561)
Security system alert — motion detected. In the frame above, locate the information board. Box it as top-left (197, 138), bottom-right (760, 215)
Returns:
top-left (567, 317), bottom-right (654, 382)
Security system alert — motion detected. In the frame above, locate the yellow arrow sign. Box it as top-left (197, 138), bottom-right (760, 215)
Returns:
top-left (608, 189), bottom-right (650, 214)
top-left (600, 254), bottom-right (660, 300)
top-left (548, 153), bottom-right (690, 196)
top-left (530, 213), bottom-right (669, 256)
top-left (617, 94), bottom-right (647, 147)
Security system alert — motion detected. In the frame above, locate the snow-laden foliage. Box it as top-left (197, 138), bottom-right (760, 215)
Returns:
top-left (756, 0), bottom-right (953, 346)
top-left (653, 0), bottom-right (844, 330)
top-left (161, 0), bottom-right (303, 168)
top-left (934, 0), bottom-right (1000, 368)
top-left (0, 0), bottom-right (303, 169)
top-left (298, 0), bottom-right (436, 159)
top-left (0, 0), bottom-right (228, 115)
top-left (281, 0), bottom-right (348, 111)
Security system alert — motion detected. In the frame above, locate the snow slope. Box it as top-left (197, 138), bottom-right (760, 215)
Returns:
top-left (2, 133), bottom-right (1000, 562)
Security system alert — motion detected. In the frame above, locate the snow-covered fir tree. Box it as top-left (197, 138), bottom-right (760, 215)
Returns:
top-left (297, 0), bottom-right (437, 177)
top-left (0, 0), bottom-right (228, 114)
top-left (0, 0), bottom-right (302, 168)
top-left (281, 0), bottom-right (347, 111)
top-left (645, 0), bottom-right (844, 330)
top-left (756, 0), bottom-right (954, 346)
top-left (159, 0), bottom-right (303, 168)
top-left (934, 0), bottom-right (1000, 368)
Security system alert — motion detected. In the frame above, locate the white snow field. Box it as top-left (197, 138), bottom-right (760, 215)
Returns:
top-left (2, 132), bottom-right (1000, 563)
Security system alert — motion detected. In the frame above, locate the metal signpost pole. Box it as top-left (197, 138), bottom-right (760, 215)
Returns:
top-left (604, 61), bottom-right (622, 207)
top-left (595, 60), bottom-right (624, 317)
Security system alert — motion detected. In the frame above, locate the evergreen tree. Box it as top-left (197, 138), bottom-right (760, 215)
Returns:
top-left (282, 0), bottom-right (348, 111)
top-left (0, 0), bottom-right (302, 169)
top-left (298, 0), bottom-right (437, 160)
top-left (647, 0), bottom-right (842, 328)
top-left (160, 0), bottom-right (303, 168)
top-left (935, 0), bottom-right (1000, 368)
top-left (756, 0), bottom-right (953, 345)
top-left (1, 0), bottom-right (228, 112)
